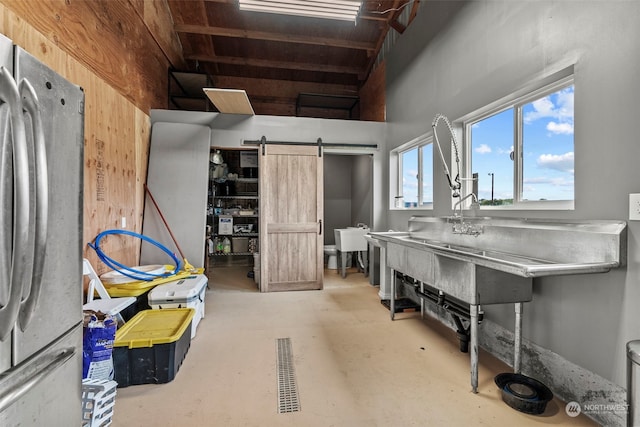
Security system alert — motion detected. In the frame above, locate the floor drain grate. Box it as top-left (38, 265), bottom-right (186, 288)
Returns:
top-left (276, 338), bottom-right (300, 413)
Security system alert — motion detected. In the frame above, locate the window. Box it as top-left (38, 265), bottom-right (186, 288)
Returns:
top-left (466, 76), bottom-right (574, 209)
top-left (421, 144), bottom-right (433, 205)
top-left (401, 148), bottom-right (419, 207)
top-left (395, 135), bottom-right (433, 209)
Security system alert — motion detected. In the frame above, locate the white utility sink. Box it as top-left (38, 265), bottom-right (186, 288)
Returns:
top-left (334, 227), bottom-right (369, 278)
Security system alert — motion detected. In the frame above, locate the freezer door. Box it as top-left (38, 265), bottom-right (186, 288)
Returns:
top-left (0, 323), bottom-right (81, 426)
top-left (0, 34), bottom-right (12, 71)
top-left (0, 33), bottom-right (14, 373)
top-left (12, 46), bottom-right (85, 363)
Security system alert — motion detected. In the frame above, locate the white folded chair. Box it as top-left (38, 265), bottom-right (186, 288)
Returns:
top-left (82, 258), bottom-right (136, 324)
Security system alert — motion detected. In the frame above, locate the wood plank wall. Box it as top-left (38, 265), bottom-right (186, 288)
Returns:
top-left (359, 62), bottom-right (385, 122)
top-left (215, 75), bottom-right (361, 118)
top-left (0, 1), bottom-right (183, 274)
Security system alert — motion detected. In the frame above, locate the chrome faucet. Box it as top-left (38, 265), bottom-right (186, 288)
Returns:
top-left (432, 113), bottom-right (483, 237)
top-left (452, 192), bottom-right (483, 236)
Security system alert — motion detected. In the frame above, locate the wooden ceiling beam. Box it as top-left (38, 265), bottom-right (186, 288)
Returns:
top-left (175, 24), bottom-right (377, 52)
top-left (213, 75), bottom-right (358, 98)
top-left (187, 53), bottom-right (364, 77)
top-left (362, 0), bottom-right (413, 85)
top-left (359, 14), bottom-right (388, 22)
top-left (390, 20), bottom-right (407, 34)
top-left (408, 0), bottom-right (421, 23)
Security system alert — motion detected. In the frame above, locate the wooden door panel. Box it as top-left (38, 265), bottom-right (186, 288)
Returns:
top-left (266, 232), bottom-right (318, 290)
top-left (260, 145), bottom-right (323, 292)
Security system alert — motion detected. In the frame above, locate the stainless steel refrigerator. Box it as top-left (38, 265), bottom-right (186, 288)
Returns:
top-left (0, 33), bottom-right (85, 425)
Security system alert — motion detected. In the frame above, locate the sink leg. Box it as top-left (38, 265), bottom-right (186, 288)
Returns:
top-left (363, 250), bottom-right (369, 276)
top-left (514, 302), bottom-right (523, 374)
top-left (390, 269), bottom-right (396, 321)
top-left (341, 251), bottom-right (347, 278)
top-left (470, 304), bottom-right (479, 393)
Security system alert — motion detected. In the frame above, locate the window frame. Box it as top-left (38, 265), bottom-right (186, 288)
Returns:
top-left (391, 133), bottom-right (434, 210)
top-left (462, 73), bottom-right (575, 211)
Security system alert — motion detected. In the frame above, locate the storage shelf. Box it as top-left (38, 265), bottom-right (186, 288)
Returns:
top-left (211, 252), bottom-right (257, 256)
top-left (214, 214), bottom-right (259, 218)
top-left (210, 178), bottom-right (258, 184)
top-left (209, 149), bottom-right (260, 267)
top-left (214, 195), bottom-right (258, 200)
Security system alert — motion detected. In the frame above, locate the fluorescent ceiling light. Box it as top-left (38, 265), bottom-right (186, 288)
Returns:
top-left (239, 0), bottom-right (362, 22)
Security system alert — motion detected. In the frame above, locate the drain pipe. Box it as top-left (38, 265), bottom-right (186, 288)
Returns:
top-left (409, 278), bottom-right (483, 353)
top-left (451, 315), bottom-right (470, 353)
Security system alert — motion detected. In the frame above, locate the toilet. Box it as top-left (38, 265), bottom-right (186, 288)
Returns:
top-left (324, 245), bottom-right (338, 269)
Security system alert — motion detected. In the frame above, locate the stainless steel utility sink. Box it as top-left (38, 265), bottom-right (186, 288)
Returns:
top-left (370, 216), bottom-right (625, 279)
top-left (366, 216), bottom-right (626, 394)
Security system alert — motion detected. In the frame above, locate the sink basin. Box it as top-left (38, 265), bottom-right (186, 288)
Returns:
top-left (364, 231), bottom-right (408, 247)
top-left (335, 227), bottom-right (369, 252)
top-left (379, 215), bottom-right (626, 394)
top-left (335, 228), bottom-right (370, 278)
top-left (372, 231), bottom-right (620, 278)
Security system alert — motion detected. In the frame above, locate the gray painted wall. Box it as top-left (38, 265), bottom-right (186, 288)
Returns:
top-left (324, 154), bottom-right (373, 245)
top-left (148, 111), bottom-right (386, 250)
top-left (324, 155), bottom-right (353, 245)
top-left (384, 0), bottom-right (640, 422)
top-left (141, 122), bottom-right (211, 268)
top-left (351, 155), bottom-right (373, 229)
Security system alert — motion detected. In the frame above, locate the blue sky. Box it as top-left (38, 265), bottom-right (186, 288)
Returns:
top-left (472, 86), bottom-right (574, 202)
top-left (402, 85), bottom-right (574, 205)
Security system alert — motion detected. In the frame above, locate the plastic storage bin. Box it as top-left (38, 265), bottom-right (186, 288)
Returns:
top-left (148, 274), bottom-right (207, 339)
top-left (113, 308), bottom-right (194, 387)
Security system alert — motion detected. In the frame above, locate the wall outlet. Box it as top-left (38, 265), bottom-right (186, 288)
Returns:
top-left (121, 216), bottom-right (127, 228)
top-left (630, 194), bottom-right (640, 221)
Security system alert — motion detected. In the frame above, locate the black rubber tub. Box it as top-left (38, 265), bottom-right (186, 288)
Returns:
top-left (494, 373), bottom-right (553, 415)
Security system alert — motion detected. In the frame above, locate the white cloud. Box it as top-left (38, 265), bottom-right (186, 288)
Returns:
top-left (524, 176), bottom-right (574, 186)
top-left (497, 145), bottom-right (514, 155)
top-left (527, 97), bottom-right (555, 119)
top-left (547, 121), bottom-right (574, 135)
top-left (475, 144), bottom-right (492, 154)
top-left (536, 152), bottom-right (574, 173)
top-left (403, 170), bottom-right (419, 189)
top-left (523, 86), bottom-right (574, 135)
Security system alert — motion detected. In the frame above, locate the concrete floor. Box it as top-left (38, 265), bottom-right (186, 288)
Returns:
top-left (113, 266), bottom-right (596, 426)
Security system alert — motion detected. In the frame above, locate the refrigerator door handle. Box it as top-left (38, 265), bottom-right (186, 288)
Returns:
top-left (0, 66), bottom-right (30, 342)
top-left (0, 90), bottom-right (11, 310)
top-left (17, 78), bottom-right (47, 331)
top-left (0, 346), bottom-right (75, 412)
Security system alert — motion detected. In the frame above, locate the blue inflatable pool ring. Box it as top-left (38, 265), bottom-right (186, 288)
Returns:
top-left (88, 229), bottom-right (181, 281)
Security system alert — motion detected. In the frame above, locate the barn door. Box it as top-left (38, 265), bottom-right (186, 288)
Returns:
top-left (259, 144), bottom-right (323, 292)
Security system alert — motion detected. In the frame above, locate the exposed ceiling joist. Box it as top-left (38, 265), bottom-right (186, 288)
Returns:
top-left (187, 53), bottom-right (364, 78)
top-left (174, 23), bottom-right (377, 52)
top-left (167, 0), bottom-right (420, 118)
